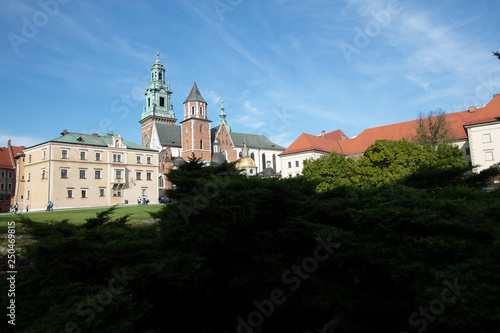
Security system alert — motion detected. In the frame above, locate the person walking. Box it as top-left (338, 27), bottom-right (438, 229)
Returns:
top-left (26, 205), bottom-right (29, 213)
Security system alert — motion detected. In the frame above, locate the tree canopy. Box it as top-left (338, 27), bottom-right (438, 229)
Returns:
top-left (303, 139), bottom-right (467, 191)
top-left (413, 109), bottom-right (455, 146)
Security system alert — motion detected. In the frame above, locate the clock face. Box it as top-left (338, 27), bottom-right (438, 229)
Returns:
top-left (143, 133), bottom-right (150, 146)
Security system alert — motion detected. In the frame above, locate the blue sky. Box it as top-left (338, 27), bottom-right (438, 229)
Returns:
top-left (1, 0), bottom-right (499, 148)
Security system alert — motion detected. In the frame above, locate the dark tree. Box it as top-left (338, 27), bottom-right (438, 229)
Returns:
top-left (413, 109), bottom-right (455, 146)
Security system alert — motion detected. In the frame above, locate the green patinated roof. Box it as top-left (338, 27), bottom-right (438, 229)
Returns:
top-left (34, 132), bottom-right (156, 151)
top-left (229, 132), bottom-right (285, 150)
top-left (183, 80), bottom-right (206, 104)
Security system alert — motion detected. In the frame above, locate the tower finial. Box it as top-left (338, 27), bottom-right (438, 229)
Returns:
top-left (157, 48), bottom-right (160, 59)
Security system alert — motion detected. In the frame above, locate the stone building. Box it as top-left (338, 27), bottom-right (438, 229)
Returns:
top-left (15, 131), bottom-right (158, 211)
top-left (280, 94), bottom-right (500, 177)
top-left (0, 140), bottom-right (25, 212)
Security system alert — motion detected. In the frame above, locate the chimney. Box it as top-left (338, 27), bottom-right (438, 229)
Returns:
top-left (62, 129), bottom-right (68, 135)
top-left (321, 130), bottom-right (325, 137)
top-left (8, 139), bottom-right (11, 147)
top-left (92, 133), bottom-right (99, 137)
top-left (468, 106), bottom-right (476, 113)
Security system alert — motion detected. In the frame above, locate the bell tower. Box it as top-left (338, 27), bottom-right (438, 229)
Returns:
top-left (180, 80), bottom-right (212, 162)
top-left (139, 51), bottom-right (176, 148)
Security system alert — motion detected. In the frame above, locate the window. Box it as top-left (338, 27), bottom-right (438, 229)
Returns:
top-left (483, 133), bottom-right (492, 143)
top-left (80, 151), bottom-right (86, 160)
top-left (147, 172), bottom-right (152, 180)
top-left (42, 150), bottom-right (46, 160)
top-left (296, 161), bottom-right (299, 167)
top-left (158, 176), bottom-right (164, 188)
top-left (288, 161), bottom-right (291, 168)
top-left (8, 184), bottom-right (12, 190)
top-left (79, 170), bottom-right (86, 179)
top-left (200, 140), bottom-right (203, 149)
top-left (142, 188), bottom-right (147, 196)
top-left (113, 154), bottom-right (122, 162)
top-left (136, 156), bottom-right (142, 164)
top-left (148, 98), bottom-right (150, 107)
top-left (27, 173), bottom-right (31, 182)
top-left (61, 150), bottom-right (68, 159)
top-left (465, 148), bottom-right (471, 155)
top-left (68, 189), bottom-right (73, 198)
top-left (0, 184), bottom-right (3, 190)
top-left (485, 150), bottom-right (494, 162)
top-left (26, 190), bottom-right (30, 200)
top-left (41, 169), bottom-right (46, 179)
top-left (251, 153), bottom-right (255, 161)
top-left (99, 188), bottom-right (105, 197)
top-left (200, 124), bottom-right (203, 133)
top-left (29, 155), bottom-right (32, 163)
top-left (95, 152), bottom-right (101, 161)
top-left (61, 169), bottom-right (68, 178)
top-left (116, 170), bottom-right (122, 179)
top-left (191, 106), bottom-right (195, 114)
top-left (199, 106), bottom-right (203, 115)
top-left (186, 125), bottom-right (188, 134)
top-left (160, 97), bottom-right (165, 107)
top-left (95, 170), bottom-right (101, 179)
top-left (0, 171), bottom-right (4, 177)
top-left (262, 154), bottom-right (266, 171)
top-left (81, 190), bottom-right (87, 198)
top-left (136, 172), bottom-right (142, 180)
top-left (147, 156), bottom-right (152, 164)
top-left (8, 172), bottom-right (12, 178)
top-left (113, 189), bottom-right (122, 197)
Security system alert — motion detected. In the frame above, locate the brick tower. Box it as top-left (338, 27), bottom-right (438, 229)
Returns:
top-left (180, 80), bottom-right (211, 162)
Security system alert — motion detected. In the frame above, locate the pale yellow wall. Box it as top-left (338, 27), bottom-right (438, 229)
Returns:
top-left (21, 141), bottom-right (158, 211)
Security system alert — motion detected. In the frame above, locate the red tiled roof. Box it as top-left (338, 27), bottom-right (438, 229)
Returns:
top-left (0, 144), bottom-right (25, 169)
top-left (279, 132), bottom-right (344, 156)
top-left (282, 94), bottom-right (500, 157)
top-left (0, 148), bottom-right (12, 168)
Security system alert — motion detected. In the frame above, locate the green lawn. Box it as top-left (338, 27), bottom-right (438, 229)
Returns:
top-left (0, 204), bottom-right (163, 233)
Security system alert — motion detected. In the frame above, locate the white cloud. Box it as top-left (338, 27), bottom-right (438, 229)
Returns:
top-left (0, 134), bottom-right (44, 148)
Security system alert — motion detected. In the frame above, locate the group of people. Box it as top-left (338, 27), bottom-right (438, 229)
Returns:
top-left (138, 197), bottom-right (150, 205)
top-left (46, 201), bottom-right (54, 212)
top-left (10, 203), bottom-right (29, 214)
top-left (159, 197), bottom-right (175, 204)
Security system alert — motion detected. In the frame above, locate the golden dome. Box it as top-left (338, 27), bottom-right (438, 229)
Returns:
top-left (236, 157), bottom-right (256, 168)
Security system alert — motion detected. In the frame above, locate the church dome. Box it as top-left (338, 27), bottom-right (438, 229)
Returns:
top-left (236, 156), bottom-right (256, 168)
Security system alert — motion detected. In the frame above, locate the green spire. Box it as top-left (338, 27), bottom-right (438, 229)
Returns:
top-left (218, 98), bottom-right (231, 132)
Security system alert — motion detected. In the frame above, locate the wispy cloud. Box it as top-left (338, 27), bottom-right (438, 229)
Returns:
top-left (0, 133), bottom-right (44, 148)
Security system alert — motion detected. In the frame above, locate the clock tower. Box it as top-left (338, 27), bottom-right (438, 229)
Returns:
top-left (139, 51), bottom-right (176, 149)
top-left (180, 80), bottom-right (212, 162)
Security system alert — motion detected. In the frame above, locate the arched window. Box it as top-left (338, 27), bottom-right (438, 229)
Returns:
top-left (191, 106), bottom-right (195, 115)
top-left (200, 124), bottom-right (203, 133)
top-left (159, 72), bottom-right (162, 81)
top-left (158, 176), bottom-right (164, 188)
top-left (272, 154), bottom-right (276, 171)
top-left (262, 154), bottom-right (266, 171)
top-left (200, 140), bottom-right (203, 149)
top-left (199, 106), bottom-right (203, 115)
top-left (251, 152), bottom-right (255, 161)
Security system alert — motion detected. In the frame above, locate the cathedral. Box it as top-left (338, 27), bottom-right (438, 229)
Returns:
top-left (139, 53), bottom-right (284, 191)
